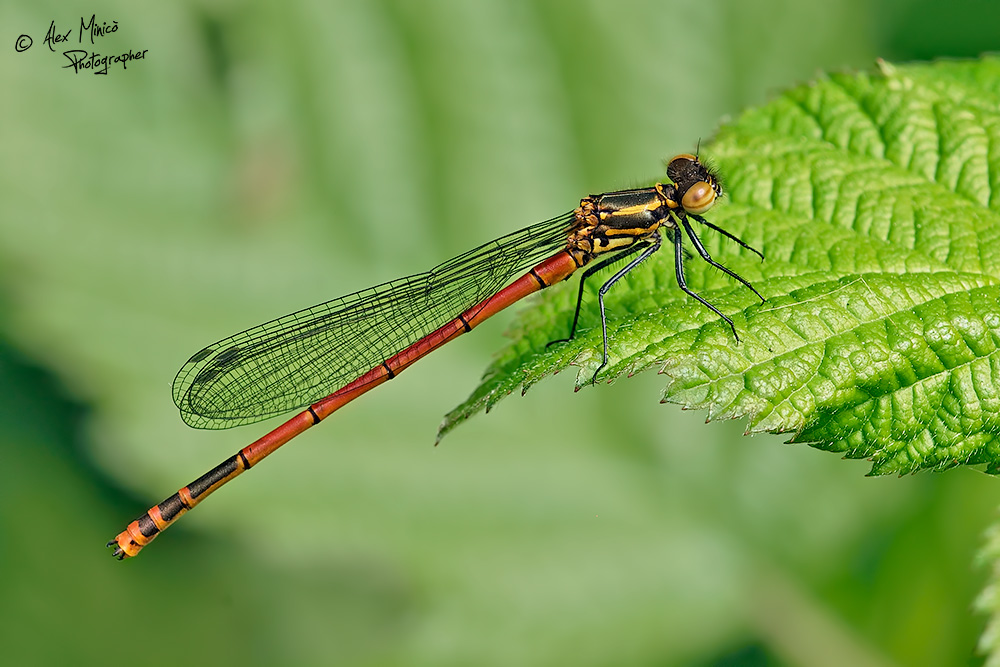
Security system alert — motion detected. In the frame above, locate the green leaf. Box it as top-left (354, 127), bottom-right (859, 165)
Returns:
top-left (977, 515), bottom-right (1000, 666)
top-left (441, 56), bottom-right (1000, 475)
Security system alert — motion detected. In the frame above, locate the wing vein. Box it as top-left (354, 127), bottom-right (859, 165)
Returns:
top-left (172, 212), bottom-right (575, 429)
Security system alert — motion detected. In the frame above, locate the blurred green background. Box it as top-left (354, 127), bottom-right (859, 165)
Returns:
top-left (3, 1), bottom-right (1000, 665)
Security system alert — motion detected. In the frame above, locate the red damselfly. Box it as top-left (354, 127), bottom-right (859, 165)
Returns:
top-left (108, 153), bottom-right (764, 559)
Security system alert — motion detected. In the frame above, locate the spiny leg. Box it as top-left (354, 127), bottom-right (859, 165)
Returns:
top-left (547, 241), bottom-right (651, 347)
top-left (590, 234), bottom-right (663, 383)
top-left (681, 219), bottom-right (765, 303)
top-left (690, 213), bottom-right (764, 262)
top-left (673, 223), bottom-right (740, 341)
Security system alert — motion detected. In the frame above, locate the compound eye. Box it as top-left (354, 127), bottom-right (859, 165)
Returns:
top-left (681, 181), bottom-right (716, 214)
top-left (666, 154), bottom-right (697, 183)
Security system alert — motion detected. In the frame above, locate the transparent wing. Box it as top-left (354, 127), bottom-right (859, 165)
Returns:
top-left (172, 213), bottom-right (576, 429)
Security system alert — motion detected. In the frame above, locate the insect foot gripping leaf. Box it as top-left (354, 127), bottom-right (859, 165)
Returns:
top-left (440, 56), bottom-right (1000, 477)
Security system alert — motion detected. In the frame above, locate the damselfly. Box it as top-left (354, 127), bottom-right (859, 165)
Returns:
top-left (108, 153), bottom-right (764, 559)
